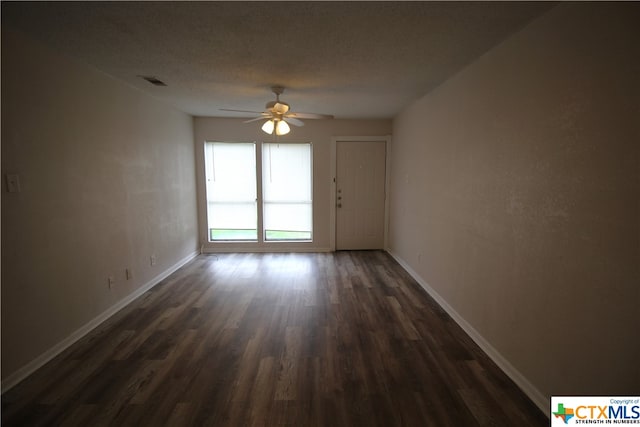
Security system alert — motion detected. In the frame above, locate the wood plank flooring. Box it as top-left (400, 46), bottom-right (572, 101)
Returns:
top-left (2, 251), bottom-right (548, 426)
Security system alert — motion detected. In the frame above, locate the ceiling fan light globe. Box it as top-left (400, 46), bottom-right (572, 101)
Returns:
top-left (275, 120), bottom-right (290, 136)
top-left (262, 119), bottom-right (275, 134)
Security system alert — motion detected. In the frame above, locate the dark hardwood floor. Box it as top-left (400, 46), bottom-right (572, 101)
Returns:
top-left (2, 251), bottom-right (548, 426)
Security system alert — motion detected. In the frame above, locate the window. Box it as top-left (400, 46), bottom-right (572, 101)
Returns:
top-left (204, 142), bottom-right (257, 241)
top-left (204, 141), bottom-right (312, 242)
top-left (263, 143), bottom-right (312, 241)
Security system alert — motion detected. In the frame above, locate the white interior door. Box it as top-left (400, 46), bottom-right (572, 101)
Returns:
top-left (336, 140), bottom-right (386, 250)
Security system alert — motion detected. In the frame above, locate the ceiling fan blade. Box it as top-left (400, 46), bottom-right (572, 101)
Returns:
top-left (284, 117), bottom-right (304, 127)
top-left (219, 108), bottom-right (266, 114)
top-left (244, 116), bottom-right (269, 124)
top-left (287, 112), bottom-right (334, 120)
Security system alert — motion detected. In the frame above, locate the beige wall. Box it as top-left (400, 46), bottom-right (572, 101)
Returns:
top-left (1, 29), bottom-right (199, 382)
top-left (389, 3), bottom-right (639, 408)
top-left (194, 118), bottom-right (391, 252)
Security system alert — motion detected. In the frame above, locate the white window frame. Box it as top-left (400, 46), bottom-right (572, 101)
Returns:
top-left (262, 142), bottom-right (313, 242)
top-left (203, 140), bottom-right (313, 244)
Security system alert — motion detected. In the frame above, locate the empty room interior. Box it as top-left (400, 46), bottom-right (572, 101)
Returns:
top-left (1, 2), bottom-right (638, 426)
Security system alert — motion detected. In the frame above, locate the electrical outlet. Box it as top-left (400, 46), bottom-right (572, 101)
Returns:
top-left (6, 174), bottom-right (21, 193)
top-left (108, 276), bottom-right (115, 289)
top-left (125, 268), bottom-right (132, 280)
top-left (150, 255), bottom-right (156, 266)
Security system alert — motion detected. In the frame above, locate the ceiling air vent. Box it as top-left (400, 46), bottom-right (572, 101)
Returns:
top-left (138, 75), bottom-right (167, 86)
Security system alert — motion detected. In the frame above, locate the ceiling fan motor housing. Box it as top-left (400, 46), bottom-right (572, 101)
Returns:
top-left (266, 100), bottom-right (290, 114)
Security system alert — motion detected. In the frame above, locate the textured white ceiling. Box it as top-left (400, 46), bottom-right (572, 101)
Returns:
top-left (2, 2), bottom-right (553, 119)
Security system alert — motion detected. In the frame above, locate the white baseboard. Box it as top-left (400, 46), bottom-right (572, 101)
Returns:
top-left (1, 250), bottom-right (199, 393)
top-left (387, 250), bottom-right (549, 414)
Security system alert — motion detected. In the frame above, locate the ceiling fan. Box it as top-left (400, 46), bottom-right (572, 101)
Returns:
top-left (220, 86), bottom-right (334, 135)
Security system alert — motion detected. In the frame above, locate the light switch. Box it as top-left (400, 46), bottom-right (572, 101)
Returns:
top-left (6, 174), bottom-right (21, 193)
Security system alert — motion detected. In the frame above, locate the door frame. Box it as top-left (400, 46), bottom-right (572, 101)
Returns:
top-left (330, 135), bottom-right (392, 251)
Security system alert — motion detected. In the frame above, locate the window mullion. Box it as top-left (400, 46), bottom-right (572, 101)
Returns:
top-left (256, 141), bottom-right (264, 244)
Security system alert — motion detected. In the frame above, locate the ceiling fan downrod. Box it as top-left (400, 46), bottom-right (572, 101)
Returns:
top-left (271, 85), bottom-right (285, 98)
